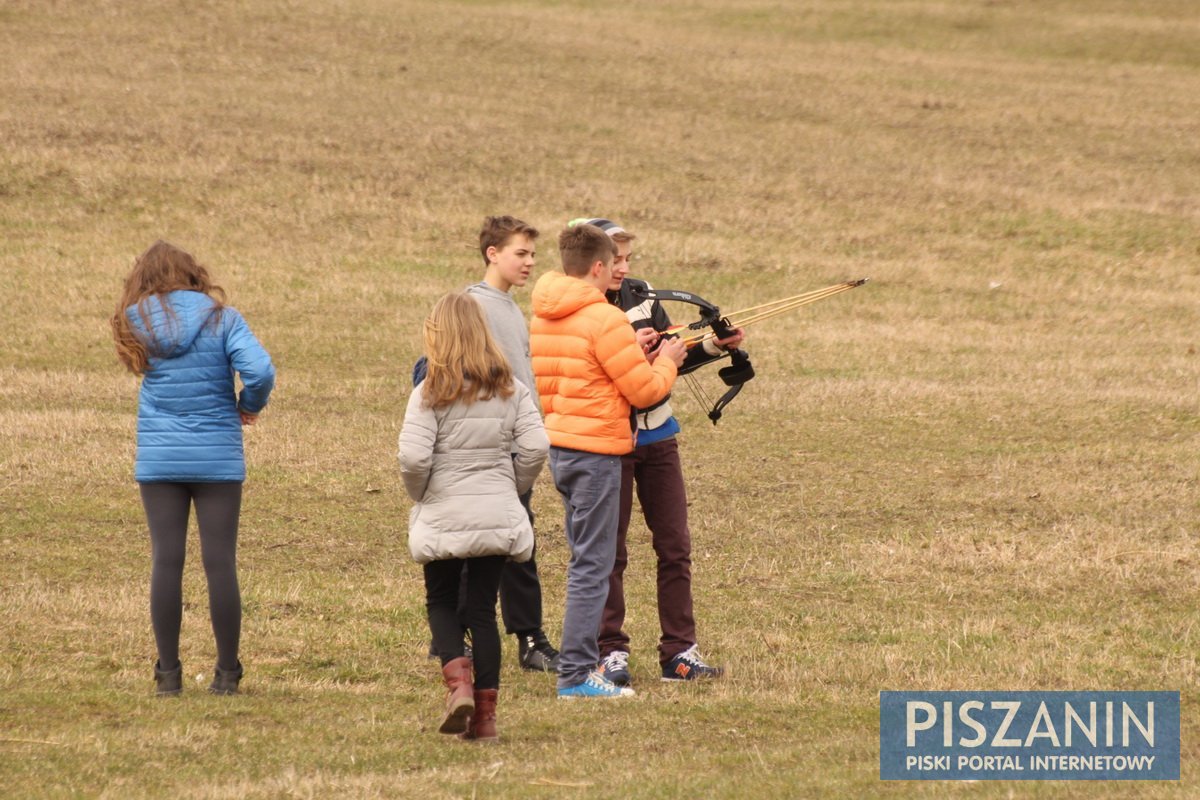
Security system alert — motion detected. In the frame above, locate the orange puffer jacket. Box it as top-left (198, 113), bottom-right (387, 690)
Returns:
top-left (530, 271), bottom-right (678, 455)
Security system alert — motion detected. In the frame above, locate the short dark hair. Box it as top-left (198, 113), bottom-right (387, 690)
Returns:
top-left (558, 224), bottom-right (616, 277)
top-left (479, 216), bottom-right (538, 266)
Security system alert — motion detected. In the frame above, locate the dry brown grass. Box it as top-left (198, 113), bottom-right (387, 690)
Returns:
top-left (2, 0), bottom-right (1199, 797)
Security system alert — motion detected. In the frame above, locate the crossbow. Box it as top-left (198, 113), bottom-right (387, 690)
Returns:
top-left (629, 279), bottom-right (868, 424)
top-left (629, 285), bottom-right (754, 424)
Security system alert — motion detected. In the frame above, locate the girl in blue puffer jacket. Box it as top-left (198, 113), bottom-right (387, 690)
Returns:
top-left (111, 241), bottom-right (275, 697)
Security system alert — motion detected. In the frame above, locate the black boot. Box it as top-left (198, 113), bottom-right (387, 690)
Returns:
top-left (209, 661), bottom-right (243, 695)
top-left (518, 632), bottom-right (560, 673)
top-left (154, 660), bottom-right (182, 697)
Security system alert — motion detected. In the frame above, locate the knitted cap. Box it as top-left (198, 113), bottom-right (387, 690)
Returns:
top-left (567, 217), bottom-right (627, 238)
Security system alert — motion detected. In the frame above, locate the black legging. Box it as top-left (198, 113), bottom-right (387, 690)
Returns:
top-left (425, 555), bottom-right (506, 690)
top-left (139, 482), bottom-right (243, 672)
top-left (457, 489), bottom-right (542, 636)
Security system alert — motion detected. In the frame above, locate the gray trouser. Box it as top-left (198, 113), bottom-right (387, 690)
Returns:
top-left (549, 446), bottom-right (622, 688)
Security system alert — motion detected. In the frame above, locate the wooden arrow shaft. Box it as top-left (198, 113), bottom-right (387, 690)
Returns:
top-left (665, 279), bottom-right (868, 346)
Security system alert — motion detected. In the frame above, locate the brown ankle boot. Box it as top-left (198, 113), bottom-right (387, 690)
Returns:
top-left (154, 660), bottom-right (182, 697)
top-left (461, 689), bottom-right (498, 742)
top-left (438, 657), bottom-right (474, 735)
top-left (209, 661), bottom-right (243, 696)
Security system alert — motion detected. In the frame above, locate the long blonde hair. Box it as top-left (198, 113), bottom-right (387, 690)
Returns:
top-left (110, 241), bottom-right (225, 375)
top-left (421, 292), bottom-right (514, 409)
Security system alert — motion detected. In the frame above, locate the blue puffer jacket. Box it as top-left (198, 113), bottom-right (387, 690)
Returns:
top-left (127, 290), bottom-right (275, 482)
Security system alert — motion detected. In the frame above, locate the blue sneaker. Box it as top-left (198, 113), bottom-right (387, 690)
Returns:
top-left (598, 651), bottom-right (631, 687)
top-left (558, 670), bottom-right (636, 699)
top-left (661, 645), bottom-right (724, 682)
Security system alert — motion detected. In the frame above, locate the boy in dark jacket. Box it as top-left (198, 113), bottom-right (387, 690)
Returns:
top-left (571, 217), bottom-right (743, 686)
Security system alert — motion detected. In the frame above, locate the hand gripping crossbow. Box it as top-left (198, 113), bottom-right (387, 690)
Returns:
top-left (630, 278), bottom-right (869, 424)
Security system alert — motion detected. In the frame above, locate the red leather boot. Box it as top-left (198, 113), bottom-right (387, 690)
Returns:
top-left (461, 689), bottom-right (498, 742)
top-left (438, 657), bottom-right (474, 735)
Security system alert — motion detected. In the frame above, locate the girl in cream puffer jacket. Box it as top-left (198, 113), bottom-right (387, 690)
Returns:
top-left (400, 378), bottom-right (547, 564)
top-left (398, 291), bottom-right (548, 742)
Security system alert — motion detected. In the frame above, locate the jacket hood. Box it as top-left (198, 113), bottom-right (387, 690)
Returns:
top-left (531, 271), bottom-right (604, 320)
top-left (126, 290), bottom-right (220, 359)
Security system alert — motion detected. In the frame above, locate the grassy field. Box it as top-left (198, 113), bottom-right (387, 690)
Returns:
top-left (2, 0), bottom-right (1199, 796)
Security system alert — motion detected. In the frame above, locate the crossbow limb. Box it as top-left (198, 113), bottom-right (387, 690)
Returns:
top-left (628, 278), bottom-right (869, 423)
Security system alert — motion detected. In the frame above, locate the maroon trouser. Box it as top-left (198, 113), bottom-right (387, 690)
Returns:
top-left (598, 437), bottom-right (696, 664)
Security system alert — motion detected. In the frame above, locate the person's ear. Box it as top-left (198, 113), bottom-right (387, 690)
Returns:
top-left (485, 245), bottom-right (498, 265)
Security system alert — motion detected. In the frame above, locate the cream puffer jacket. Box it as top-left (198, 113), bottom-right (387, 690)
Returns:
top-left (399, 380), bottom-right (549, 564)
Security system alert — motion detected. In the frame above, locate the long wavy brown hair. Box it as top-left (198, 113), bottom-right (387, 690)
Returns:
top-left (110, 240), bottom-right (225, 375)
top-left (421, 292), bottom-right (514, 410)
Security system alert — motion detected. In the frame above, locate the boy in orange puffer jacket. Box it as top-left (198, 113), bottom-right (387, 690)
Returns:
top-left (530, 223), bottom-right (686, 699)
